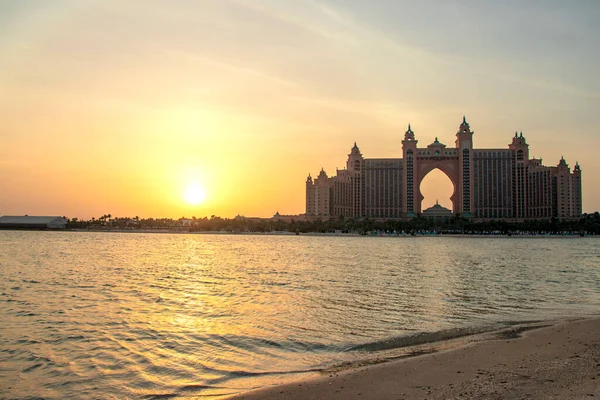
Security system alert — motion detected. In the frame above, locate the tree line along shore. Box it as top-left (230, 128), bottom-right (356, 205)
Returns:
top-left (62, 213), bottom-right (600, 235)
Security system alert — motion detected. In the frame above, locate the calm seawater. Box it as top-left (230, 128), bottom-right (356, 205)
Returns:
top-left (1, 231), bottom-right (599, 399)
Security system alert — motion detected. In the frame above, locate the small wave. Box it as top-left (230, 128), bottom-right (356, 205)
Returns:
top-left (203, 333), bottom-right (339, 354)
top-left (203, 366), bottom-right (323, 387)
top-left (16, 339), bottom-right (41, 345)
top-left (22, 363), bottom-right (43, 373)
top-left (346, 326), bottom-right (493, 353)
top-left (25, 354), bottom-right (54, 364)
top-left (65, 335), bottom-right (86, 341)
top-left (15, 311), bottom-right (38, 317)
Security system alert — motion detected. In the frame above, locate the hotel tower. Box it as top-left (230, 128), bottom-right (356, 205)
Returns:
top-left (305, 117), bottom-right (582, 220)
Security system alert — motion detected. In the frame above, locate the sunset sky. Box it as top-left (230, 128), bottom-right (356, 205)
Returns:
top-left (1, 0), bottom-right (599, 219)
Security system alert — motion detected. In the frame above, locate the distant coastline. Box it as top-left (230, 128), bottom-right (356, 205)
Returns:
top-left (39, 228), bottom-right (600, 238)
top-left (2, 212), bottom-right (600, 235)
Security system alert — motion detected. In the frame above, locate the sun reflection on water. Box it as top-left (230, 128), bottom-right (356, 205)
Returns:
top-left (0, 232), bottom-right (599, 398)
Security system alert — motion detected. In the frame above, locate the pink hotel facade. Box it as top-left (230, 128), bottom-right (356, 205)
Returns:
top-left (306, 117), bottom-right (582, 221)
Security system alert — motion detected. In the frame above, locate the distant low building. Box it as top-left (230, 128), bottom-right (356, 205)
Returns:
top-left (180, 218), bottom-right (193, 227)
top-left (422, 201), bottom-right (453, 223)
top-left (271, 212), bottom-right (306, 222)
top-left (234, 214), bottom-right (263, 223)
top-left (0, 216), bottom-right (68, 230)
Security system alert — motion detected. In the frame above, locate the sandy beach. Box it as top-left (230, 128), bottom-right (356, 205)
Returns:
top-left (229, 317), bottom-right (600, 399)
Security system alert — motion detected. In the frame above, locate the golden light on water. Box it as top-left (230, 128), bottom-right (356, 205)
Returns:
top-left (184, 183), bottom-right (207, 205)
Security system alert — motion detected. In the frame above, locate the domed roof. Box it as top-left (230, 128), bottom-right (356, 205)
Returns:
top-left (427, 137), bottom-right (446, 148)
top-left (350, 142), bottom-right (361, 154)
top-left (422, 200), bottom-right (453, 217)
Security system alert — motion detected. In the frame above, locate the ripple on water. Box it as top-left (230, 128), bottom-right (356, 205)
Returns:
top-left (0, 232), bottom-right (599, 399)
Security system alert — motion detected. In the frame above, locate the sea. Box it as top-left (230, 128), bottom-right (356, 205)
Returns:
top-left (1, 231), bottom-right (599, 399)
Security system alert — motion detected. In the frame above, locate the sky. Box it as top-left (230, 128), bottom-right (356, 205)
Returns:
top-left (1, 0), bottom-right (599, 219)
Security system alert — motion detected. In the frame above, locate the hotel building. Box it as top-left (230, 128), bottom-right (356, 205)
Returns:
top-left (305, 117), bottom-right (582, 220)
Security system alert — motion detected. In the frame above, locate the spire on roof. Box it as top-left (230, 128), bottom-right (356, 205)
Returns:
top-left (458, 115), bottom-right (471, 133)
top-left (558, 155), bottom-right (568, 167)
top-left (404, 123), bottom-right (415, 140)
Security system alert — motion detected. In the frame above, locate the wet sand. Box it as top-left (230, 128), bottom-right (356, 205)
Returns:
top-left (229, 317), bottom-right (600, 399)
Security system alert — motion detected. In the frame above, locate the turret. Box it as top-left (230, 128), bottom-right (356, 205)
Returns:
top-left (317, 167), bottom-right (328, 180)
top-left (455, 116), bottom-right (474, 215)
top-left (509, 130), bottom-right (529, 160)
top-left (346, 142), bottom-right (363, 172)
top-left (402, 123), bottom-right (418, 216)
top-left (458, 115), bottom-right (470, 133)
top-left (402, 123), bottom-right (418, 154)
top-left (557, 156), bottom-right (569, 170)
top-left (572, 162), bottom-right (582, 217)
top-left (455, 115), bottom-right (473, 150)
top-left (306, 173), bottom-right (313, 184)
top-left (404, 124), bottom-right (415, 141)
top-left (510, 131), bottom-right (527, 145)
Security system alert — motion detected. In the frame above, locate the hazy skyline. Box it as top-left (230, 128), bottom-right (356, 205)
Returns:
top-left (1, 0), bottom-right (599, 219)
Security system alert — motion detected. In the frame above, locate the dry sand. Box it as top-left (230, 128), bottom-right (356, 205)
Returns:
top-left (229, 317), bottom-right (600, 399)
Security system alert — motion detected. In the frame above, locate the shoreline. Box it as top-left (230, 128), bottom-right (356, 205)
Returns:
top-left (3, 228), bottom-right (595, 238)
top-left (227, 316), bottom-right (600, 399)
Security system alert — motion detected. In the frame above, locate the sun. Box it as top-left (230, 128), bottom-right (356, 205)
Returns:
top-left (183, 183), bottom-right (207, 205)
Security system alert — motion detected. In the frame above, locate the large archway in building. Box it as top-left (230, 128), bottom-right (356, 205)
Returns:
top-left (419, 168), bottom-right (455, 212)
top-left (416, 158), bottom-right (459, 214)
